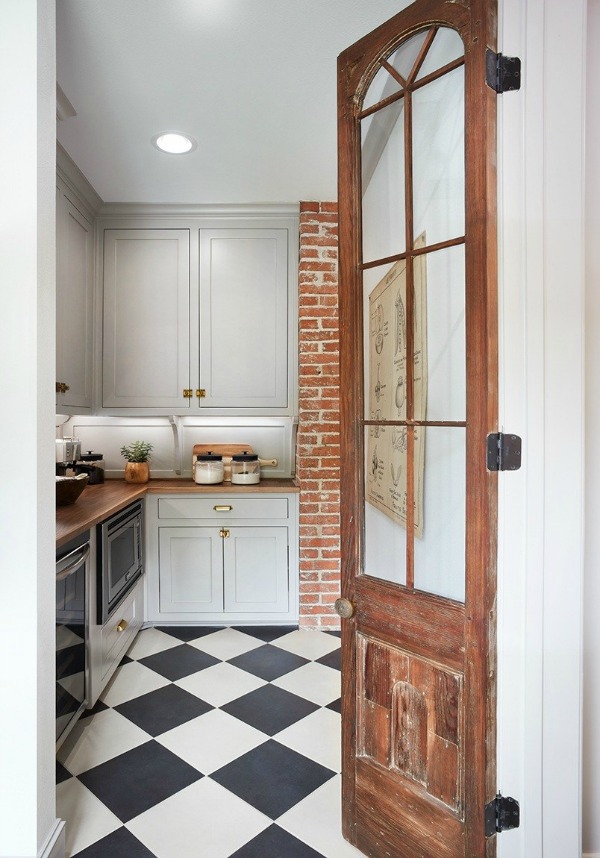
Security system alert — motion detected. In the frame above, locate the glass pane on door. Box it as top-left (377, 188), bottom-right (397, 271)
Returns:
top-left (412, 65), bottom-right (465, 246)
top-left (416, 26), bottom-right (464, 80)
top-left (414, 245), bottom-right (466, 422)
top-left (361, 99), bottom-right (406, 263)
top-left (386, 29), bottom-right (430, 80)
top-left (413, 426), bottom-right (466, 601)
top-left (363, 426), bottom-right (408, 586)
top-left (363, 264), bottom-right (408, 423)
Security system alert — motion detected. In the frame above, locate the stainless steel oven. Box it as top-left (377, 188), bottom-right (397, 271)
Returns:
top-left (97, 500), bottom-right (144, 623)
top-left (56, 530), bottom-right (90, 747)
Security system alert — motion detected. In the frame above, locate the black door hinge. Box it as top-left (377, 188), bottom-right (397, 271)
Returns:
top-left (485, 794), bottom-right (520, 837)
top-left (486, 50), bottom-right (521, 92)
top-left (486, 432), bottom-right (522, 472)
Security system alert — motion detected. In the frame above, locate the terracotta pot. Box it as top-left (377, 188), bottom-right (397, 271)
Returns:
top-left (124, 461), bottom-right (149, 484)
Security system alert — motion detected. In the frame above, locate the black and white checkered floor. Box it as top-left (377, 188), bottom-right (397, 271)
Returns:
top-left (57, 626), bottom-right (364, 857)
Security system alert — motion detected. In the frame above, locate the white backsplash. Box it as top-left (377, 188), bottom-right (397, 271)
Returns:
top-left (59, 415), bottom-right (297, 479)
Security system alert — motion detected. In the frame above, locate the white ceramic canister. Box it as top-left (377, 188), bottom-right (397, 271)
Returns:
top-left (194, 452), bottom-right (224, 484)
top-left (230, 451), bottom-right (260, 485)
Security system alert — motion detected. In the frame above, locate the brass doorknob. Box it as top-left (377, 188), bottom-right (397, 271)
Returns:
top-left (334, 598), bottom-right (355, 619)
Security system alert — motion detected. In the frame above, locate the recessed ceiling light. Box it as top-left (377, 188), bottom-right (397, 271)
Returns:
top-left (152, 132), bottom-right (197, 154)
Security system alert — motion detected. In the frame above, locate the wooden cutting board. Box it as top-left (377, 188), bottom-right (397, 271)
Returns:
top-left (192, 444), bottom-right (254, 458)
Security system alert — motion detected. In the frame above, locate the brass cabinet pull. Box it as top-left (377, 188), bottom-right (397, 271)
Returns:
top-left (116, 619), bottom-right (128, 632)
top-left (55, 382), bottom-right (70, 394)
top-left (334, 598), bottom-right (355, 619)
top-left (214, 505), bottom-right (233, 512)
top-left (183, 389), bottom-right (193, 398)
top-left (196, 388), bottom-right (206, 399)
top-left (219, 528), bottom-right (230, 538)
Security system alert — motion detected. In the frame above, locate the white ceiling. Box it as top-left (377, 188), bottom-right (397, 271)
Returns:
top-left (56, 0), bottom-right (406, 204)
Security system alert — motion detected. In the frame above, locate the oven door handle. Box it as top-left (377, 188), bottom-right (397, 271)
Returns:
top-left (56, 543), bottom-right (90, 581)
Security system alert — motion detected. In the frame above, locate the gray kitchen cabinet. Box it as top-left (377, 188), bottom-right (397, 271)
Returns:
top-left (99, 215), bottom-right (297, 415)
top-left (145, 492), bottom-right (298, 624)
top-left (56, 180), bottom-right (94, 413)
top-left (102, 229), bottom-right (191, 410)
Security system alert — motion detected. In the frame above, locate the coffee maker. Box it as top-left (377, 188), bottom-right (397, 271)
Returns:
top-left (56, 437), bottom-right (81, 475)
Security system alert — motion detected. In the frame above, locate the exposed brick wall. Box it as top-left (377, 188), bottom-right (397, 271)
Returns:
top-left (296, 202), bottom-right (341, 630)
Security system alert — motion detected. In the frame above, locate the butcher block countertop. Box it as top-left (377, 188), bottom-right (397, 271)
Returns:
top-left (56, 478), bottom-right (300, 547)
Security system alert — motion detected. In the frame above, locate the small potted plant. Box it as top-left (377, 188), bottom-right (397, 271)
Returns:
top-left (120, 441), bottom-right (153, 484)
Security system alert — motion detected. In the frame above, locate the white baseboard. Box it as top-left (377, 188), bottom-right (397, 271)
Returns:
top-left (39, 820), bottom-right (65, 858)
top-left (583, 853), bottom-right (600, 857)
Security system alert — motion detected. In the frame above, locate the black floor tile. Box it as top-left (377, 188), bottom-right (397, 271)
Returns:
top-left (316, 648), bottom-right (341, 671)
top-left (229, 823), bottom-right (324, 857)
top-left (119, 654), bottom-right (134, 665)
top-left (73, 826), bottom-right (156, 857)
top-left (114, 683), bottom-right (213, 736)
top-left (212, 740), bottom-right (335, 819)
top-left (154, 625), bottom-right (225, 642)
top-left (56, 760), bottom-right (72, 784)
top-left (324, 629), bottom-right (341, 638)
top-left (230, 625), bottom-right (299, 642)
top-left (78, 740), bottom-right (202, 823)
top-left (326, 697), bottom-right (342, 714)
top-left (138, 643), bottom-right (219, 680)
top-left (228, 644), bottom-right (308, 681)
top-left (221, 684), bottom-right (319, 736)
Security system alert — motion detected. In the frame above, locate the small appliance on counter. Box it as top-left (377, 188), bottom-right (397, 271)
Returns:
top-left (191, 444), bottom-right (277, 483)
top-left (74, 451), bottom-right (105, 484)
top-left (56, 437), bottom-right (81, 474)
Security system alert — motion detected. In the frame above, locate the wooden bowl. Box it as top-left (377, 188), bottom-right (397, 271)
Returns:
top-left (56, 473), bottom-right (89, 506)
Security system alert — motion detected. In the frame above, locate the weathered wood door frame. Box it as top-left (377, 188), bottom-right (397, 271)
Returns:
top-left (338, 1), bottom-right (498, 855)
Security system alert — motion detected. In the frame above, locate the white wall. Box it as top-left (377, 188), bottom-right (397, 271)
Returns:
top-left (584, 1), bottom-right (600, 853)
top-left (0, 2), bottom-right (59, 857)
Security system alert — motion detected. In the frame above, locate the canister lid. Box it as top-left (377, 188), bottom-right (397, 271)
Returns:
top-left (232, 451), bottom-right (258, 461)
top-left (80, 451), bottom-right (103, 462)
top-left (197, 452), bottom-right (223, 461)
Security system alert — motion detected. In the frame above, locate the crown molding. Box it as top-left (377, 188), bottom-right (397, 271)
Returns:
top-left (97, 201), bottom-right (300, 220)
top-left (56, 143), bottom-right (103, 216)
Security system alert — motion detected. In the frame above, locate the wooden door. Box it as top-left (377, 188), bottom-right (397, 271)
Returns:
top-left (337, 2), bottom-right (498, 856)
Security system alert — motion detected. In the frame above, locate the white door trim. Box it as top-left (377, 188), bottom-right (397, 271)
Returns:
top-left (496, 1), bottom-right (586, 856)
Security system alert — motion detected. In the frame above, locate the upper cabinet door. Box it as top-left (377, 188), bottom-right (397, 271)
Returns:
top-left (56, 187), bottom-right (94, 412)
top-left (102, 229), bottom-right (191, 410)
top-left (198, 228), bottom-right (290, 408)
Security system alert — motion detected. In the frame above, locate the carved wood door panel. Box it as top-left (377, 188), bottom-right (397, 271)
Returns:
top-left (337, 2), bottom-right (498, 856)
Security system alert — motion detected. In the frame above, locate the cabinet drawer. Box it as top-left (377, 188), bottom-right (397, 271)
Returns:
top-left (157, 497), bottom-right (288, 520)
top-left (101, 583), bottom-right (142, 675)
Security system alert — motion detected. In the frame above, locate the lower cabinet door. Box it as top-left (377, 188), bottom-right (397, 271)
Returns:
top-left (223, 527), bottom-right (289, 613)
top-left (159, 527), bottom-right (223, 613)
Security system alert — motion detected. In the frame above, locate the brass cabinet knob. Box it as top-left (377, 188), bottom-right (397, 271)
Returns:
top-left (196, 388), bottom-right (206, 399)
top-left (55, 382), bottom-right (70, 394)
top-left (116, 619), bottom-right (128, 632)
top-left (219, 528), bottom-right (230, 538)
top-left (183, 389), bottom-right (193, 398)
top-left (334, 598), bottom-right (355, 619)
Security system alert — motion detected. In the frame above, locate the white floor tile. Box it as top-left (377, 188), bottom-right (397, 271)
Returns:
top-left (278, 775), bottom-right (364, 858)
top-left (175, 661), bottom-right (266, 707)
top-left (187, 627), bottom-right (264, 661)
top-left (56, 777), bottom-right (121, 857)
top-left (125, 627), bottom-right (181, 660)
top-left (126, 777), bottom-right (270, 858)
top-left (57, 709), bottom-right (150, 775)
top-left (271, 629), bottom-right (341, 660)
top-left (156, 709), bottom-right (268, 774)
top-left (272, 661), bottom-right (340, 706)
top-left (274, 708), bottom-right (341, 773)
top-left (100, 660), bottom-right (170, 708)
